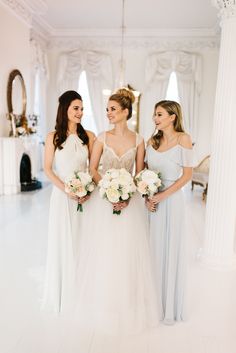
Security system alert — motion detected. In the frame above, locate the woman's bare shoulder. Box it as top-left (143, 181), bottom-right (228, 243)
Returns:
top-left (178, 133), bottom-right (192, 149)
top-left (146, 138), bottom-right (153, 147)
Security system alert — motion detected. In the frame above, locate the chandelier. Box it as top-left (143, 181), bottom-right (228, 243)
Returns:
top-left (117, 0), bottom-right (126, 87)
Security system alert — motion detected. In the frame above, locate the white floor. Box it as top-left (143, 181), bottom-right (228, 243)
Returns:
top-left (0, 180), bottom-right (236, 353)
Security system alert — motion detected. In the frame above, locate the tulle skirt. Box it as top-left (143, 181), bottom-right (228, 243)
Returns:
top-left (73, 189), bottom-right (159, 335)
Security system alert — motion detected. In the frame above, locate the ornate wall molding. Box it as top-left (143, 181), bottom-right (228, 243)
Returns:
top-left (50, 27), bottom-right (218, 38)
top-left (49, 36), bottom-right (220, 52)
top-left (30, 38), bottom-right (49, 74)
top-left (213, 0), bottom-right (236, 19)
top-left (1, 0), bottom-right (220, 52)
top-left (0, 0), bottom-right (32, 26)
top-left (30, 19), bottom-right (51, 46)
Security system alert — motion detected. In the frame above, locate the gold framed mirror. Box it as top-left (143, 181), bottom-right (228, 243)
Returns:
top-left (7, 69), bottom-right (27, 116)
top-left (7, 69), bottom-right (28, 136)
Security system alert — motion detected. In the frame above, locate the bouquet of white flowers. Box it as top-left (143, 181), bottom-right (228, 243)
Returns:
top-left (98, 168), bottom-right (136, 215)
top-left (65, 171), bottom-right (95, 212)
top-left (135, 169), bottom-right (163, 197)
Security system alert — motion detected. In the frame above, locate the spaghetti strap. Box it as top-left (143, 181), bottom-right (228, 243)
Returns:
top-left (136, 133), bottom-right (144, 148)
top-left (97, 132), bottom-right (106, 145)
top-left (104, 131), bottom-right (106, 146)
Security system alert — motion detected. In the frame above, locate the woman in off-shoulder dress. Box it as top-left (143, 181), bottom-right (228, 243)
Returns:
top-left (145, 100), bottom-right (193, 325)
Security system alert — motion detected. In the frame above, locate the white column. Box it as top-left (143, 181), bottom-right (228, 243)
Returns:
top-left (201, 0), bottom-right (236, 269)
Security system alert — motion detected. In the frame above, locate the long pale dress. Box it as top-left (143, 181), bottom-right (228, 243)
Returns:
top-left (145, 143), bottom-right (193, 324)
top-left (42, 134), bottom-right (88, 313)
top-left (73, 132), bottom-right (159, 336)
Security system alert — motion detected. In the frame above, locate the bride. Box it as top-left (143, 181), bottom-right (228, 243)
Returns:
top-left (73, 88), bottom-right (159, 336)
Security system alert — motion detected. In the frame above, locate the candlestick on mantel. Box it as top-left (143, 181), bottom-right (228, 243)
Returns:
top-left (10, 113), bottom-right (17, 137)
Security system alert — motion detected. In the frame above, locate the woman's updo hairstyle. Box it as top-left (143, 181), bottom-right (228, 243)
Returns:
top-left (109, 87), bottom-right (135, 120)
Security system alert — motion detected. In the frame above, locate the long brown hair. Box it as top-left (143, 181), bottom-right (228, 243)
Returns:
top-left (109, 88), bottom-right (135, 120)
top-left (53, 90), bottom-right (89, 150)
top-left (151, 100), bottom-right (185, 150)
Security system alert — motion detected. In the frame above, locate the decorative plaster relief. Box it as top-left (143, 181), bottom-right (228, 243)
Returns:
top-left (213, 0), bottom-right (236, 19)
top-left (50, 37), bottom-right (220, 52)
top-left (1, 0), bottom-right (32, 25)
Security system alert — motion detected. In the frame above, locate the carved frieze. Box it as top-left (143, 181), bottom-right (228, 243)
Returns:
top-left (213, 0), bottom-right (236, 19)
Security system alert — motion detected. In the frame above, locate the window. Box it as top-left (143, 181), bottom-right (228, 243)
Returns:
top-left (166, 71), bottom-right (180, 102)
top-left (78, 71), bottom-right (97, 135)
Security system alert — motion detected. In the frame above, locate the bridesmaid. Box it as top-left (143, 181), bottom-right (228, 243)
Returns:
top-left (145, 100), bottom-right (193, 325)
top-left (43, 90), bottom-right (95, 313)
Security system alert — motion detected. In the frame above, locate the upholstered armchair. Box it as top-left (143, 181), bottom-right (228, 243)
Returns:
top-left (191, 155), bottom-right (210, 200)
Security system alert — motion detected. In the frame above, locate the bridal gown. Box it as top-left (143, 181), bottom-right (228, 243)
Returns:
top-left (42, 134), bottom-right (88, 313)
top-left (73, 132), bottom-right (159, 337)
top-left (146, 143), bottom-right (193, 324)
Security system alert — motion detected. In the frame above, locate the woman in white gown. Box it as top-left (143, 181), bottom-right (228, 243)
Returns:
top-left (74, 88), bottom-right (158, 336)
top-left (42, 90), bottom-right (95, 313)
top-left (145, 100), bottom-right (193, 324)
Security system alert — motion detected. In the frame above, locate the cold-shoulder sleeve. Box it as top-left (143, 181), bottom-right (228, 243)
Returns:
top-left (180, 146), bottom-right (194, 167)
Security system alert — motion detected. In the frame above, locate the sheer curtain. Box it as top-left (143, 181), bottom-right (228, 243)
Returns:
top-left (141, 51), bottom-right (201, 141)
top-left (57, 50), bottom-right (113, 133)
top-left (141, 52), bottom-right (171, 139)
top-left (30, 38), bottom-right (49, 140)
top-left (175, 52), bottom-right (202, 142)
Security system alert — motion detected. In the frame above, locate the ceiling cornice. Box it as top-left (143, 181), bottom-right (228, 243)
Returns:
top-left (0, 0), bottom-right (32, 26)
top-left (49, 27), bottom-right (219, 38)
top-left (49, 36), bottom-right (220, 52)
top-left (1, 0), bottom-right (220, 51)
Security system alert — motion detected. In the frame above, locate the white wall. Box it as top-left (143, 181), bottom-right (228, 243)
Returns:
top-left (0, 4), bottom-right (31, 137)
top-left (46, 42), bottom-right (219, 162)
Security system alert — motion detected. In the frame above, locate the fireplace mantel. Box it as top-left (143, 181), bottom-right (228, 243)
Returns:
top-left (0, 136), bottom-right (41, 195)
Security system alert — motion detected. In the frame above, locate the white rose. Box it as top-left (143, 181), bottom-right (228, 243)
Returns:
top-left (110, 179), bottom-right (119, 189)
top-left (121, 193), bottom-right (129, 200)
top-left (119, 168), bottom-right (129, 176)
top-left (64, 174), bottom-right (76, 184)
top-left (87, 183), bottom-right (95, 192)
top-left (110, 169), bottom-right (119, 179)
top-left (142, 170), bottom-right (158, 183)
top-left (106, 187), bottom-right (120, 203)
top-left (137, 180), bottom-right (148, 194)
top-left (76, 172), bottom-right (86, 183)
top-left (103, 174), bottom-right (112, 182)
top-left (118, 174), bottom-right (132, 186)
top-left (121, 185), bottom-right (130, 194)
top-left (75, 186), bottom-right (87, 197)
top-left (148, 183), bottom-right (158, 193)
top-left (101, 179), bottom-right (111, 189)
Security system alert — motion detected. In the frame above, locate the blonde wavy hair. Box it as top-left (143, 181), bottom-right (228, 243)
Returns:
top-left (151, 100), bottom-right (185, 150)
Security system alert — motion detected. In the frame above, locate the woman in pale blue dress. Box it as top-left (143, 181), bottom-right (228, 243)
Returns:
top-left (145, 100), bottom-right (193, 325)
